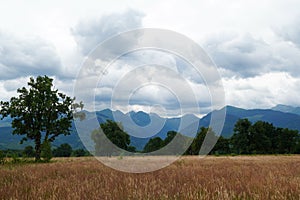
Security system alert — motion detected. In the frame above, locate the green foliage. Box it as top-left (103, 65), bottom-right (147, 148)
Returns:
top-left (169, 119), bottom-right (300, 156)
top-left (53, 143), bottom-right (73, 157)
top-left (127, 146), bottom-right (136, 153)
top-left (0, 76), bottom-right (75, 161)
top-left (101, 120), bottom-right (130, 150)
top-left (143, 131), bottom-right (192, 155)
top-left (185, 127), bottom-right (210, 155)
top-left (11, 153), bottom-right (20, 163)
top-left (230, 119), bottom-right (300, 155)
top-left (0, 150), bottom-right (5, 164)
top-left (2, 150), bottom-right (23, 157)
top-left (72, 149), bottom-right (87, 157)
top-left (231, 119), bottom-right (252, 154)
top-left (248, 121), bottom-right (272, 154)
top-left (163, 131), bottom-right (177, 146)
top-left (143, 137), bottom-right (164, 153)
top-left (165, 132), bottom-right (193, 155)
top-left (41, 140), bottom-right (52, 162)
top-left (23, 145), bottom-right (35, 157)
top-left (91, 120), bottom-right (132, 156)
top-left (277, 128), bottom-right (299, 154)
top-left (211, 136), bottom-right (230, 155)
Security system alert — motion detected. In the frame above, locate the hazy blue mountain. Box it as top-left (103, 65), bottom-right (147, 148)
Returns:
top-left (129, 111), bottom-right (151, 127)
top-left (201, 105), bottom-right (300, 138)
top-left (0, 123), bottom-right (86, 150)
top-left (1, 106), bottom-right (300, 150)
top-left (272, 104), bottom-right (300, 116)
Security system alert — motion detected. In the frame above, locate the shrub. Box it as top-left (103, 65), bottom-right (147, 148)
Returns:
top-left (11, 153), bottom-right (20, 163)
top-left (41, 141), bottom-right (52, 162)
top-left (23, 146), bottom-right (35, 158)
top-left (53, 143), bottom-right (72, 157)
top-left (0, 150), bottom-right (5, 164)
top-left (72, 149), bottom-right (86, 157)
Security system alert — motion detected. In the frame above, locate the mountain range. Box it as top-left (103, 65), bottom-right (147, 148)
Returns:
top-left (1, 105), bottom-right (300, 150)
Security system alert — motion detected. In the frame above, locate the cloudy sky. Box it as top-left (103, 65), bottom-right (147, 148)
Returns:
top-left (1, 0), bottom-right (300, 116)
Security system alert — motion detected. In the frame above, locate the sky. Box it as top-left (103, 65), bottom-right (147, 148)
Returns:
top-left (1, 0), bottom-right (300, 117)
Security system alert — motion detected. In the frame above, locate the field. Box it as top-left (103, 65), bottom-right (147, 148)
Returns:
top-left (1, 156), bottom-right (300, 200)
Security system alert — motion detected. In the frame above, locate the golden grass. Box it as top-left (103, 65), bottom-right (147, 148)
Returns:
top-left (1, 155), bottom-right (300, 199)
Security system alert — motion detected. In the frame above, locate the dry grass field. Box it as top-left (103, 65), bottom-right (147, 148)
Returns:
top-left (1, 155), bottom-right (300, 200)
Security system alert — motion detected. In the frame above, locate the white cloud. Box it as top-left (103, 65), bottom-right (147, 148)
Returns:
top-left (2, 77), bottom-right (30, 92)
top-left (223, 72), bottom-right (300, 109)
top-left (71, 9), bottom-right (144, 55)
top-left (1, 1), bottom-right (300, 113)
top-left (73, 46), bottom-right (216, 115)
top-left (0, 31), bottom-right (62, 80)
top-left (204, 31), bottom-right (300, 78)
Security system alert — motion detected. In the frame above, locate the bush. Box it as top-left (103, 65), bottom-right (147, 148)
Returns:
top-left (0, 150), bottom-right (5, 164)
top-left (23, 146), bottom-right (35, 158)
top-left (41, 141), bottom-right (52, 162)
top-left (53, 143), bottom-right (72, 157)
top-left (72, 149), bottom-right (86, 157)
top-left (11, 153), bottom-right (20, 163)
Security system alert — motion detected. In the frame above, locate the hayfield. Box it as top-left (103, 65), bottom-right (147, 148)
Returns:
top-left (0, 155), bottom-right (300, 200)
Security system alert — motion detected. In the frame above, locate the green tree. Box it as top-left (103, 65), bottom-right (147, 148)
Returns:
top-left (72, 149), bottom-right (87, 157)
top-left (248, 121), bottom-right (272, 154)
top-left (41, 140), bottom-right (52, 162)
top-left (91, 120), bottom-right (131, 156)
top-left (23, 145), bottom-right (35, 157)
top-left (143, 137), bottom-right (164, 153)
top-left (186, 127), bottom-right (210, 155)
top-left (127, 146), bottom-right (136, 153)
top-left (163, 131), bottom-right (177, 146)
top-left (0, 76), bottom-right (74, 161)
top-left (230, 119), bottom-right (299, 155)
top-left (0, 150), bottom-right (5, 164)
top-left (53, 143), bottom-right (73, 157)
top-left (100, 120), bottom-right (130, 150)
top-left (212, 136), bottom-right (230, 155)
top-left (162, 131), bottom-right (193, 155)
top-left (231, 119), bottom-right (252, 154)
top-left (296, 139), bottom-right (300, 154)
top-left (261, 122), bottom-right (278, 154)
top-left (277, 128), bottom-right (299, 154)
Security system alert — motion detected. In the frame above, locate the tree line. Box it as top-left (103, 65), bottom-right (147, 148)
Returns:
top-left (1, 144), bottom-right (89, 158)
top-left (181, 119), bottom-right (299, 155)
top-left (0, 144), bottom-right (90, 164)
top-left (92, 119), bottom-right (300, 155)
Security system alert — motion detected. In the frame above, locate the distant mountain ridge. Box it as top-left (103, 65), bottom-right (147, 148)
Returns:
top-left (272, 104), bottom-right (300, 116)
top-left (201, 105), bottom-right (300, 138)
top-left (1, 105), bottom-right (300, 150)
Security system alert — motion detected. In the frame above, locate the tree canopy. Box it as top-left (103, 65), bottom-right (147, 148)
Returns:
top-left (143, 137), bottom-right (164, 153)
top-left (91, 120), bottom-right (134, 156)
top-left (53, 143), bottom-right (73, 157)
top-left (23, 145), bottom-right (35, 157)
top-left (143, 131), bottom-right (192, 154)
top-left (231, 119), bottom-right (300, 154)
top-left (0, 76), bottom-right (75, 161)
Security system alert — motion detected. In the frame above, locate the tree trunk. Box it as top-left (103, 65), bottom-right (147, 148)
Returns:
top-left (35, 137), bottom-right (41, 161)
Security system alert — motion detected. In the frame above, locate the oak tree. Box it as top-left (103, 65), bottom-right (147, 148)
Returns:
top-left (0, 76), bottom-right (74, 161)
